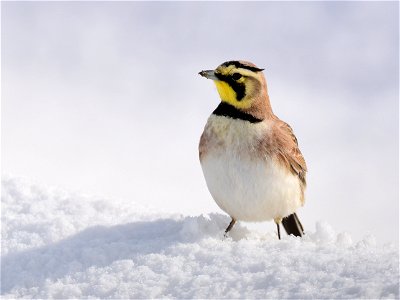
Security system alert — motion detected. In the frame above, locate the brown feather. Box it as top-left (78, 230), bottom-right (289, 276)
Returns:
top-left (268, 118), bottom-right (307, 204)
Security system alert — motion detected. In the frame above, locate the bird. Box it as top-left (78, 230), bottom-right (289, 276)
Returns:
top-left (198, 60), bottom-right (307, 239)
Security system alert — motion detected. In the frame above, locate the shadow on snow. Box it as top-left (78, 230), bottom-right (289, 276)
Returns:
top-left (1, 216), bottom-right (230, 294)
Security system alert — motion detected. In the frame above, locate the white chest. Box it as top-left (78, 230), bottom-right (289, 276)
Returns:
top-left (200, 116), bottom-right (302, 221)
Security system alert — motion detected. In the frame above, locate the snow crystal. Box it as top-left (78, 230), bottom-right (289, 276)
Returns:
top-left (1, 176), bottom-right (399, 298)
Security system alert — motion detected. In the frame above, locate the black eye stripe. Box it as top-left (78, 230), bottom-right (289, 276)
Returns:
top-left (215, 73), bottom-right (246, 101)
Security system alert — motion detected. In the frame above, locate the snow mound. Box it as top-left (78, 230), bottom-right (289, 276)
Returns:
top-left (2, 177), bottom-right (399, 298)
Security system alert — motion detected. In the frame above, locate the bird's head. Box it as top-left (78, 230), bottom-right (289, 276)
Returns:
top-left (199, 60), bottom-right (270, 112)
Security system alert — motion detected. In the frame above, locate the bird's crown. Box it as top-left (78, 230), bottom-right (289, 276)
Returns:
top-left (199, 60), bottom-right (267, 109)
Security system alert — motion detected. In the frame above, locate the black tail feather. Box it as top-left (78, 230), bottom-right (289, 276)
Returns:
top-left (282, 213), bottom-right (304, 237)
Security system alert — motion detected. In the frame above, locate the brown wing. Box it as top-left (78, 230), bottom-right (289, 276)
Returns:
top-left (278, 121), bottom-right (307, 177)
top-left (273, 120), bottom-right (307, 202)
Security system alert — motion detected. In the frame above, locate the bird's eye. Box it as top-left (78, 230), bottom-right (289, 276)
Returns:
top-left (232, 73), bottom-right (242, 80)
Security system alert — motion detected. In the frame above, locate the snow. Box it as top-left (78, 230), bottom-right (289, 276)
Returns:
top-left (2, 176), bottom-right (399, 298)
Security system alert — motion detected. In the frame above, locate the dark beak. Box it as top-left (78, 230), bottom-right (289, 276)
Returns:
top-left (198, 70), bottom-right (218, 80)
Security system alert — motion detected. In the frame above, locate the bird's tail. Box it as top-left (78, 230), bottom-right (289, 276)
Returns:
top-left (282, 213), bottom-right (304, 237)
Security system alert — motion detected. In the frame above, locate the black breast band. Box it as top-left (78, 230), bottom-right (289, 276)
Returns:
top-left (212, 102), bottom-right (263, 123)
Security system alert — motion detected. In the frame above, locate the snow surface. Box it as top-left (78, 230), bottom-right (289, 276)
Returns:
top-left (2, 176), bottom-right (399, 299)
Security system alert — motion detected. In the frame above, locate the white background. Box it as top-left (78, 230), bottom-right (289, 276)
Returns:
top-left (2, 2), bottom-right (398, 243)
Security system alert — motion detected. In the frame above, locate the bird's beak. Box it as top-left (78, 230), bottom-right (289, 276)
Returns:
top-left (199, 70), bottom-right (219, 80)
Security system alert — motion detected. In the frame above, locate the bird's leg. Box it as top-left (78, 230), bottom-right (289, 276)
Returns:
top-left (276, 223), bottom-right (281, 240)
top-left (224, 218), bottom-right (236, 238)
top-left (274, 218), bottom-right (282, 240)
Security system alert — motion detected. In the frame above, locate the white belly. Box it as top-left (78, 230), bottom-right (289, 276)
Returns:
top-left (201, 153), bottom-right (302, 222)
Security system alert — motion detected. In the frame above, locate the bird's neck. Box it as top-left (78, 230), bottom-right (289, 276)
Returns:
top-left (213, 92), bottom-right (274, 123)
top-left (243, 92), bottom-right (274, 121)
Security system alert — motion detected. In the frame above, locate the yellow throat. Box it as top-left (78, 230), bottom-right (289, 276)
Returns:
top-left (213, 80), bottom-right (251, 109)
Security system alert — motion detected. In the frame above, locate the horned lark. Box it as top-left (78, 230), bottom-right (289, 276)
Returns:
top-left (199, 60), bottom-right (306, 239)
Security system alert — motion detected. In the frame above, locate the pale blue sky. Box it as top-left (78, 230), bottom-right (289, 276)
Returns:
top-left (2, 1), bottom-right (399, 243)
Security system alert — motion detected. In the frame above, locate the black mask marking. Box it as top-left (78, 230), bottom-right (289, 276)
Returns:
top-left (214, 73), bottom-right (246, 101)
